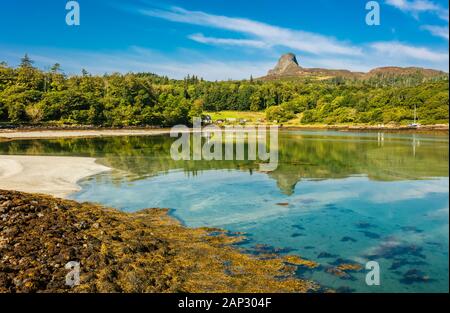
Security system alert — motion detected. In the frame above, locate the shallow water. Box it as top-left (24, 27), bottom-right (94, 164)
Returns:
top-left (1, 130), bottom-right (448, 292)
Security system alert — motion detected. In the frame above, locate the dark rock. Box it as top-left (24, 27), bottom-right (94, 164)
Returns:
top-left (366, 243), bottom-right (427, 260)
top-left (341, 236), bottom-right (357, 242)
top-left (292, 224), bottom-right (305, 231)
top-left (355, 222), bottom-right (377, 229)
top-left (400, 226), bottom-right (423, 233)
top-left (317, 252), bottom-right (338, 259)
top-left (400, 269), bottom-right (433, 284)
top-left (359, 230), bottom-right (381, 239)
top-left (267, 53), bottom-right (303, 77)
top-left (389, 258), bottom-right (428, 270)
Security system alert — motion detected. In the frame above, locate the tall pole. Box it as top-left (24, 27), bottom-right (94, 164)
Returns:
top-left (414, 104), bottom-right (417, 124)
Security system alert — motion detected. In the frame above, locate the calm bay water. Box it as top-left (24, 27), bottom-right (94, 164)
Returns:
top-left (1, 130), bottom-right (448, 292)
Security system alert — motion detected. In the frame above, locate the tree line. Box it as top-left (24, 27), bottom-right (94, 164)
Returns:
top-left (0, 55), bottom-right (448, 127)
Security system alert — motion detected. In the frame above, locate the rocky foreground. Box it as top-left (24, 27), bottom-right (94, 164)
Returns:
top-left (0, 190), bottom-right (320, 293)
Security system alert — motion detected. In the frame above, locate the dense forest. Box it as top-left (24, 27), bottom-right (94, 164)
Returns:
top-left (0, 55), bottom-right (448, 127)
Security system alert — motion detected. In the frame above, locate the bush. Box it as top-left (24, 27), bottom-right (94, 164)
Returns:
top-left (265, 105), bottom-right (295, 123)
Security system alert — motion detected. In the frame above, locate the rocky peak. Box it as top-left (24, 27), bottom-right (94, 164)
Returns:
top-left (267, 53), bottom-right (303, 76)
top-left (261, 52), bottom-right (448, 81)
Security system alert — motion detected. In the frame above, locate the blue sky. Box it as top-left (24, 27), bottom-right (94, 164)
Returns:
top-left (0, 0), bottom-right (448, 80)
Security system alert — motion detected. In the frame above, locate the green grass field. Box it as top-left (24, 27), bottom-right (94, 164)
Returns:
top-left (205, 111), bottom-right (266, 123)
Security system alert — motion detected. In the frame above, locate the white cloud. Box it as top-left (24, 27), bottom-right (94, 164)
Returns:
top-left (422, 25), bottom-right (449, 39)
top-left (140, 6), bottom-right (363, 56)
top-left (136, 5), bottom-right (448, 72)
top-left (368, 178), bottom-right (449, 203)
top-left (385, 0), bottom-right (449, 21)
top-left (298, 56), bottom-right (375, 72)
top-left (188, 33), bottom-right (269, 49)
top-left (370, 41), bottom-right (449, 62)
top-left (298, 41), bottom-right (449, 72)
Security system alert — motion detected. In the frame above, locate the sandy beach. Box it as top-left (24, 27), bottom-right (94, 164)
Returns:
top-left (0, 155), bottom-right (110, 198)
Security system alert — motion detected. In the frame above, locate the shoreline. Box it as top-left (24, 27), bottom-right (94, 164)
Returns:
top-left (0, 124), bottom-right (448, 139)
top-left (0, 128), bottom-right (173, 140)
top-left (0, 154), bottom-right (324, 293)
top-left (0, 155), bottom-right (111, 198)
top-left (282, 124), bottom-right (449, 133)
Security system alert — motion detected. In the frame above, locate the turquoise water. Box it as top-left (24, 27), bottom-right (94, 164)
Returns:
top-left (1, 130), bottom-right (448, 292)
top-left (74, 170), bottom-right (448, 293)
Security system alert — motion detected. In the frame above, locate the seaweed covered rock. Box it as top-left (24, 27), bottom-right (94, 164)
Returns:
top-left (0, 190), bottom-right (320, 293)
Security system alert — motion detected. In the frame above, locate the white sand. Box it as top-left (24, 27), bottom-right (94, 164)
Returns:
top-left (0, 155), bottom-right (111, 198)
top-left (0, 129), bottom-right (171, 139)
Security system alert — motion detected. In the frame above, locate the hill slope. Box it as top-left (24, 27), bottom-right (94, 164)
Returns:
top-left (260, 53), bottom-right (448, 81)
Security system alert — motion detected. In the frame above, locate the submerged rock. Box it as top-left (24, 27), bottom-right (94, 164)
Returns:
top-left (325, 267), bottom-right (355, 280)
top-left (355, 222), bottom-right (377, 229)
top-left (325, 262), bottom-right (363, 281)
top-left (400, 269), bottom-right (433, 285)
top-left (389, 258), bottom-right (428, 270)
top-left (250, 244), bottom-right (296, 255)
top-left (341, 236), bottom-right (357, 242)
top-left (359, 230), bottom-right (381, 239)
top-left (400, 226), bottom-right (424, 233)
top-left (283, 255), bottom-right (319, 268)
top-left (336, 263), bottom-right (363, 272)
top-left (292, 224), bottom-right (305, 230)
top-left (366, 242), bottom-right (427, 260)
top-left (317, 252), bottom-right (339, 259)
